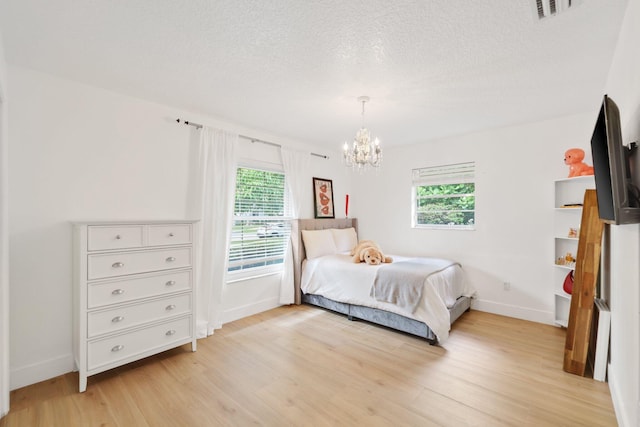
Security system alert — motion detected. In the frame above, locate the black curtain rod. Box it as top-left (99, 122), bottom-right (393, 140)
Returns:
top-left (176, 118), bottom-right (328, 159)
top-left (176, 118), bottom-right (203, 129)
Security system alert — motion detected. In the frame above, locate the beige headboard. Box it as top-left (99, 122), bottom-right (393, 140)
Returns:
top-left (292, 218), bottom-right (358, 305)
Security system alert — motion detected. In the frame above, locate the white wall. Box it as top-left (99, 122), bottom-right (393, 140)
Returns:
top-left (7, 65), bottom-right (348, 389)
top-left (353, 113), bottom-right (595, 324)
top-left (350, 2), bottom-right (640, 424)
top-left (601, 0), bottom-right (640, 425)
top-left (0, 25), bottom-right (10, 417)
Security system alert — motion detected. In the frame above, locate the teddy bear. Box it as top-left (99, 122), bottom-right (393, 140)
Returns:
top-left (350, 240), bottom-right (393, 265)
top-left (564, 148), bottom-right (594, 178)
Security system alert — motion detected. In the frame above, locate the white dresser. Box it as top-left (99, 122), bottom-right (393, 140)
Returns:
top-left (72, 221), bottom-right (198, 392)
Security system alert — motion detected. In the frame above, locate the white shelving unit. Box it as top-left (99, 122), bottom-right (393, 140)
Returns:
top-left (553, 176), bottom-right (595, 327)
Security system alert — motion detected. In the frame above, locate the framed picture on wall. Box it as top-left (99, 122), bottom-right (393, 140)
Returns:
top-left (313, 177), bottom-right (335, 218)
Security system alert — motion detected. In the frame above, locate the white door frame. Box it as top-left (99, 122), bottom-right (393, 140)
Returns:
top-left (0, 80), bottom-right (9, 418)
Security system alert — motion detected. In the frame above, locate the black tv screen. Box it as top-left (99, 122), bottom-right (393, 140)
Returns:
top-left (590, 94), bottom-right (640, 225)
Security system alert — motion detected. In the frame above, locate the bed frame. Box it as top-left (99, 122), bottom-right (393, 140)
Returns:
top-left (291, 218), bottom-right (471, 344)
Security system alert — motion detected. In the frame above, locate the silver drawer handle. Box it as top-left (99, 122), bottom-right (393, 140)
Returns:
top-left (165, 330), bottom-right (176, 336)
top-left (112, 262), bottom-right (124, 268)
top-left (111, 345), bottom-right (124, 352)
top-left (165, 280), bottom-right (176, 286)
top-left (111, 289), bottom-right (125, 295)
top-left (165, 257), bottom-right (176, 262)
top-left (112, 316), bottom-right (124, 323)
top-left (115, 234), bottom-right (122, 240)
top-left (169, 232), bottom-right (175, 237)
top-left (165, 304), bottom-right (176, 311)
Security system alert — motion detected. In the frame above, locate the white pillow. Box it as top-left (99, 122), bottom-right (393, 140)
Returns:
top-left (301, 229), bottom-right (337, 260)
top-left (331, 227), bottom-right (358, 253)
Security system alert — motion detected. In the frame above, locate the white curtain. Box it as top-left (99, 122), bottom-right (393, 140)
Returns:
top-left (195, 127), bottom-right (238, 338)
top-left (0, 73), bottom-right (8, 416)
top-left (279, 147), bottom-right (310, 304)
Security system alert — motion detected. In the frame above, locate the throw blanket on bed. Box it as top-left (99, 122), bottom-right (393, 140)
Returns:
top-left (371, 258), bottom-right (460, 313)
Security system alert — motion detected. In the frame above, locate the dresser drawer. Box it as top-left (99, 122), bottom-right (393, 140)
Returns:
top-left (87, 225), bottom-right (144, 251)
top-left (88, 270), bottom-right (192, 309)
top-left (88, 247), bottom-right (192, 280)
top-left (148, 224), bottom-right (192, 247)
top-left (87, 316), bottom-right (192, 371)
top-left (88, 293), bottom-right (192, 338)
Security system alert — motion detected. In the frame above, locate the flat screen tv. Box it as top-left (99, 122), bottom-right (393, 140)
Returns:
top-left (590, 94), bottom-right (640, 225)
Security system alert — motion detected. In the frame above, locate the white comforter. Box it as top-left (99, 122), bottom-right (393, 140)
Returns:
top-left (301, 253), bottom-right (475, 343)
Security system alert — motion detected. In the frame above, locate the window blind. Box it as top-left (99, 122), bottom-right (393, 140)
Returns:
top-left (412, 162), bottom-right (475, 186)
top-left (228, 168), bottom-right (291, 272)
top-left (411, 162), bottom-right (476, 229)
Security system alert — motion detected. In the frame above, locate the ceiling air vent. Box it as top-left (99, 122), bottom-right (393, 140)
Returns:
top-left (535, 0), bottom-right (581, 20)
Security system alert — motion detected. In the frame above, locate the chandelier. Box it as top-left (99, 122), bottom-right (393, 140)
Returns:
top-left (342, 96), bottom-right (382, 170)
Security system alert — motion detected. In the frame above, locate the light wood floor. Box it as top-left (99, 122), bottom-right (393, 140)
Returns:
top-left (1, 306), bottom-right (617, 426)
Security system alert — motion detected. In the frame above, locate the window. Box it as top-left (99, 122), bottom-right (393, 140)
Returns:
top-left (228, 167), bottom-right (290, 273)
top-left (412, 162), bottom-right (475, 230)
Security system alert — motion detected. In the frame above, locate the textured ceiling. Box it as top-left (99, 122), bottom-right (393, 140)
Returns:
top-left (0, 0), bottom-right (630, 148)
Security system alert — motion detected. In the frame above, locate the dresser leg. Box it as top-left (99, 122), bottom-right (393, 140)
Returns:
top-left (79, 375), bottom-right (87, 393)
top-left (191, 340), bottom-right (197, 352)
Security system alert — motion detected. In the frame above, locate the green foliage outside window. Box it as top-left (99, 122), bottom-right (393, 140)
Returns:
top-left (229, 168), bottom-right (289, 273)
top-left (234, 168), bottom-right (285, 216)
top-left (415, 183), bottom-right (475, 227)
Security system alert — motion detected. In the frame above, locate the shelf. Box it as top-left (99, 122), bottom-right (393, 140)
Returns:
top-left (554, 293), bottom-right (572, 328)
top-left (553, 175), bottom-right (594, 330)
top-left (554, 175), bottom-right (595, 209)
top-left (554, 207), bottom-right (583, 211)
top-left (555, 237), bottom-right (577, 268)
top-left (554, 175), bottom-right (596, 183)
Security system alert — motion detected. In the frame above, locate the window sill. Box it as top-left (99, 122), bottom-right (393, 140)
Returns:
top-left (226, 268), bottom-right (282, 284)
top-left (412, 225), bottom-right (475, 231)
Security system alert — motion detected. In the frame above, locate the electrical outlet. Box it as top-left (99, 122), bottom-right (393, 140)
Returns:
top-left (503, 282), bottom-right (511, 291)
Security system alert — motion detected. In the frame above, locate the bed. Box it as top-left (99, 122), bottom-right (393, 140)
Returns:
top-left (291, 218), bottom-right (474, 344)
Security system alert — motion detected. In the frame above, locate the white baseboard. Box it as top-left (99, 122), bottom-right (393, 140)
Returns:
top-left (3, 299), bottom-right (564, 392)
top-left (9, 299), bottom-right (281, 390)
top-left (10, 353), bottom-right (75, 391)
top-left (472, 299), bottom-right (553, 325)
top-left (221, 297), bottom-right (553, 327)
top-left (221, 297), bottom-right (281, 325)
top-left (608, 362), bottom-right (632, 427)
